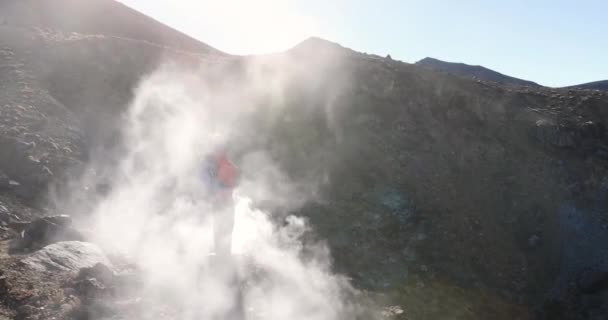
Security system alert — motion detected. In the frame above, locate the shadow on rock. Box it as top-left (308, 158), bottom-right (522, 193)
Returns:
top-left (8, 215), bottom-right (84, 253)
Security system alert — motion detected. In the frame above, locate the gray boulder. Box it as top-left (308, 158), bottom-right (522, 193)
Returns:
top-left (21, 241), bottom-right (112, 273)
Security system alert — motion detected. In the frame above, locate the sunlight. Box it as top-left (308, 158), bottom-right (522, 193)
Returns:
top-left (203, 0), bottom-right (318, 54)
top-left (119, 0), bottom-right (319, 54)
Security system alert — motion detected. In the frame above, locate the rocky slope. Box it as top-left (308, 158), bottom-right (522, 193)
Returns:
top-left (415, 57), bottom-right (542, 88)
top-left (0, 0), bottom-right (219, 54)
top-left (1, 1), bottom-right (608, 319)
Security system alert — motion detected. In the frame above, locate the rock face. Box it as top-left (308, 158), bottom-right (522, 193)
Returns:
top-left (21, 241), bottom-right (111, 272)
top-left (0, 0), bottom-right (607, 319)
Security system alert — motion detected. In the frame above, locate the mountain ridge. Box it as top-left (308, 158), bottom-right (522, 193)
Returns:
top-left (415, 57), bottom-right (542, 87)
top-left (416, 56), bottom-right (608, 91)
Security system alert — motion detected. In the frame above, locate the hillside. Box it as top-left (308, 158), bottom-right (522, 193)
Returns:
top-left (416, 57), bottom-right (542, 87)
top-left (1, 1), bottom-right (608, 319)
top-left (567, 80), bottom-right (608, 91)
top-left (0, 0), bottom-right (220, 54)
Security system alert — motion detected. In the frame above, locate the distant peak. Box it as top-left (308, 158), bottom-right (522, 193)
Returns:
top-left (416, 57), bottom-right (481, 68)
top-left (298, 36), bottom-right (335, 46)
top-left (290, 36), bottom-right (348, 53)
top-left (417, 57), bottom-right (440, 63)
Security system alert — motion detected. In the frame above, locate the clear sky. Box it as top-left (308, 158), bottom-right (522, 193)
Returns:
top-left (117, 0), bottom-right (607, 87)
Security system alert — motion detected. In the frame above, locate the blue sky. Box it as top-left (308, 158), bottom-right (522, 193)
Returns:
top-left (118, 0), bottom-right (607, 87)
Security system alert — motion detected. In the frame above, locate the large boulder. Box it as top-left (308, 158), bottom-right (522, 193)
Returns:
top-left (21, 241), bottom-right (111, 273)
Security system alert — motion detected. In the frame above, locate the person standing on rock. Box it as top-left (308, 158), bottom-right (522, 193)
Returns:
top-left (197, 148), bottom-right (245, 320)
top-left (201, 147), bottom-right (238, 258)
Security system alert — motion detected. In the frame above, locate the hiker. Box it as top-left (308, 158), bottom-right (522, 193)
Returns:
top-left (202, 147), bottom-right (238, 258)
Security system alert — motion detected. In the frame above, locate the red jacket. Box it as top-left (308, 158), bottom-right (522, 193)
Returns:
top-left (215, 153), bottom-right (236, 188)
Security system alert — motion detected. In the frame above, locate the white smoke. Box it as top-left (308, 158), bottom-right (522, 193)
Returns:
top-left (72, 60), bottom-right (365, 320)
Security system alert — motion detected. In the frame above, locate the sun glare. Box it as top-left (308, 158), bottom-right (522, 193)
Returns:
top-left (120, 0), bottom-right (319, 54)
top-left (204, 0), bottom-right (318, 54)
